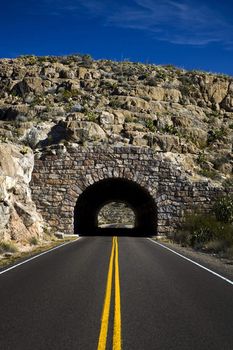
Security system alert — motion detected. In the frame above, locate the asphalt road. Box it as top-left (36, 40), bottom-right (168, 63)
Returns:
top-left (0, 236), bottom-right (233, 350)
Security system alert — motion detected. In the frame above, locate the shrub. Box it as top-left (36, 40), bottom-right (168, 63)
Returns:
top-left (85, 111), bottom-right (96, 122)
top-left (19, 55), bottom-right (37, 65)
top-left (188, 214), bottom-right (214, 247)
top-left (207, 127), bottom-right (227, 144)
top-left (29, 237), bottom-right (39, 246)
top-left (162, 124), bottom-right (178, 135)
top-left (109, 99), bottom-right (123, 109)
top-left (222, 177), bottom-right (233, 190)
top-left (0, 241), bottom-right (18, 254)
top-left (79, 54), bottom-right (93, 68)
top-left (213, 195), bottom-right (233, 223)
top-left (175, 210), bottom-right (233, 250)
top-left (175, 213), bottom-right (214, 248)
top-left (146, 77), bottom-right (158, 86)
top-left (61, 89), bottom-right (80, 102)
top-left (213, 155), bottom-right (229, 170)
top-left (20, 146), bottom-right (30, 155)
top-left (198, 168), bottom-right (220, 180)
top-left (197, 151), bottom-right (206, 165)
top-left (145, 119), bottom-right (156, 132)
top-left (204, 240), bottom-right (227, 253)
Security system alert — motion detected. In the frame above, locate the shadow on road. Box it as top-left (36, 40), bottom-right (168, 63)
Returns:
top-left (79, 225), bottom-right (154, 237)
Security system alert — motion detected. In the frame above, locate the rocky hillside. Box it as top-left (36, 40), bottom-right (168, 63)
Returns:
top-left (0, 54), bottom-right (232, 243)
top-left (0, 54), bottom-right (232, 180)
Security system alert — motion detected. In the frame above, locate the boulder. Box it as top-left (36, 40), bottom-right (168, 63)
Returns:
top-left (23, 123), bottom-right (54, 148)
top-left (132, 133), bottom-right (148, 146)
top-left (148, 87), bottom-right (165, 100)
top-left (113, 110), bottom-right (126, 124)
top-left (112, 96), bottom-right (150, 112)
top-left (183, 127), bottom-right (208, 147)
top-left (220, 94), bottom-right (233, 112)
top-left (208, 80), bottom-right (229, 104)
top-left (59, 69), bottom-right (76, 79)
top-left (11, 77), bottom-right (43, 96)
top-left (99, 111), bottom-right (115, 126)
top-left (154, 134), bottom-right (181, 152)
top-left (66, 121), bottom-right (106, 142)
top-left (164, 88), bottom-right (181, 103)
top-left (54, 231), bottom-right (64, 239)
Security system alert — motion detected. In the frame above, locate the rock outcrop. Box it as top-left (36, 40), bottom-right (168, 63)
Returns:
top-left (0, 143), bottom-right (43, 242)
top-left (0, 55), bottom-right (232, 183)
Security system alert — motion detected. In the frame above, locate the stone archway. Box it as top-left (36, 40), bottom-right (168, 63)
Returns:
top-left (31, 145), bottom-right (219, 237)
top-left (74, 178), bottom-right (157, 236)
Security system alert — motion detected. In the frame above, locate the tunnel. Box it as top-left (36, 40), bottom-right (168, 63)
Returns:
top-left (74, 178), bottom-right (157, 236)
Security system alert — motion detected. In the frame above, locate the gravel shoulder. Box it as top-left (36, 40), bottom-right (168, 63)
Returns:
top-left (154, 237), bottom-right (233, 282)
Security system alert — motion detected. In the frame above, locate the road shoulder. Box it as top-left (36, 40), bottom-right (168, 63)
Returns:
top-left (151, 237), bottom-right (233, 282)
top-left (0, 236), bottom-right (78, 272)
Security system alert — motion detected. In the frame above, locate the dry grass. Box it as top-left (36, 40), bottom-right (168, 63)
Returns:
top-left (0, 236), bottom-right (77, 269)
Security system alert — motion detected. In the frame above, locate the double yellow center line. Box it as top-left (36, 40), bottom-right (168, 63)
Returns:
top-left (97, 237), bottom-right (122, 350)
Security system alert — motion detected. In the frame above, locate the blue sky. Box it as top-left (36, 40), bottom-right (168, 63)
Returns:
top-left (1, 0), bottom-right (233, 75)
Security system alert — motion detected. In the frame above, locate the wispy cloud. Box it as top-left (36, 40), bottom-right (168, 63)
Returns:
top-left (108, 0), bottom-right (233, 46)
top-left (42, 0), bottom-right (233, 47)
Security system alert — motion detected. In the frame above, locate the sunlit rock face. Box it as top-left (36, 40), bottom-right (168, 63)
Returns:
top-left (0, 54), bottom-right (232, 184)
top-left (0, 143), bottom-right (43, 242)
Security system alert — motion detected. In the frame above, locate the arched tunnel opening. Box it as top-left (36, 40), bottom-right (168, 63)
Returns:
top-left (98, 201), bottom-right (136, 228)
top-left (74, 178), bottom-right (157, 236)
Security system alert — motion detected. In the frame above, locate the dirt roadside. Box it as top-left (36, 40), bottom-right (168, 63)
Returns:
top-left (154, 237), bottom-right (233, 282)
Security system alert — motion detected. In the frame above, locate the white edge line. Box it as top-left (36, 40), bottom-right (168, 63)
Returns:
top-left (147, 238), bottom-right (233, 286)
top-left (0, 238), bottom-right (80, 276)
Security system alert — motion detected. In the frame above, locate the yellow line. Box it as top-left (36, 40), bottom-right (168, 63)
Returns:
top-left (97, 237), bottom-right (115, 350)
top-left (113, 237), bottom-right (122, 350)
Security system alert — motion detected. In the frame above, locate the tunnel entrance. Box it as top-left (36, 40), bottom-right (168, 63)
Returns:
top-left (74, 178), bottom-right (157, 236)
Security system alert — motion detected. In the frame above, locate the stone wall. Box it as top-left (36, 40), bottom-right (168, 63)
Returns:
top-left (31, 144), bottom-right (222, 236)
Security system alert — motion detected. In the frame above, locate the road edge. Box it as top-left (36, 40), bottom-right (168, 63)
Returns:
top-left (148, 238), bottom-right (233, 286)
top-left (0, 237), bottom-right (79, 276)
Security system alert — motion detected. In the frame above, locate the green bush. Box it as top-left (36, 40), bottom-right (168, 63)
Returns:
top-left (145, 119), bottom-right (156, 132)
top-left (175, 206), bottom-right (233, 250)
top-left (197, 151), bottom-right (206, 165)
top-left (162, 124), bottom-right (178, 135)
top-left (222, 177), bottom-right (233, 190)
top-left (29, 237), bottom-right (39, 246)
top-left (85, 111), bottom-right (96, 122)
top-left (213, 195), bottom-right (233, 223)
top-left (207, 127), bottom-right (227, 144)
top-left (0, 241), bottom-right (18, 254)
top-left (183, 213), bottom-right (215, 247)
top-left (198, 168), bottom-right (220, 180)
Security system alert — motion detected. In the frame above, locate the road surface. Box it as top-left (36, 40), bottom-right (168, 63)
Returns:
top-left (0, 236), bottom-right (233, 349)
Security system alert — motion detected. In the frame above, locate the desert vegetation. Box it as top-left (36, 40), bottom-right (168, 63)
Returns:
top-left (174, 195), bottom-right (233, 258)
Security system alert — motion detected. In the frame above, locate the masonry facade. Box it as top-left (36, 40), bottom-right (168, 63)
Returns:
top-left (31, 145), bottom-right (221, 236)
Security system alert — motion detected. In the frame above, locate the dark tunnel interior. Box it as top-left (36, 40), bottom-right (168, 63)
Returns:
top-left (74, 178), bottom-right (157, 236)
